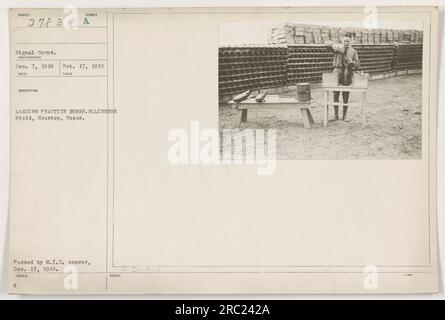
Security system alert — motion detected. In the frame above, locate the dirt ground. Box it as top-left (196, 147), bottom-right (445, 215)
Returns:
top-left (219, 74), bottom-right (422, 160)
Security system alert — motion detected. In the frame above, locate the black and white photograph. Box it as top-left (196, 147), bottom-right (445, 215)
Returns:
top-left (2, 5), bottom-right (441, 299)
top-left (219, 21), bottom-right (423, 159)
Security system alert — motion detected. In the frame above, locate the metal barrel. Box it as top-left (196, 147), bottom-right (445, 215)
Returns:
top-left (296, 83), bottom-right (311, 101)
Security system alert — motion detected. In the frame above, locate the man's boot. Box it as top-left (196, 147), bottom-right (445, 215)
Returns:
top-left (342, 105), bottom-right (350, 122)
top-left (333, 105), bottom-right (339, 121)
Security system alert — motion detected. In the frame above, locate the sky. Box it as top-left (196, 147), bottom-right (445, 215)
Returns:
top-left (219, 20), bottom-right (423, 45)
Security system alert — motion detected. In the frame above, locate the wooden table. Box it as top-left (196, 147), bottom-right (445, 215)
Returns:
top-left (228, 95), bottom-right (315, 129)
top-left (322, 86), bottom-right (367, 127)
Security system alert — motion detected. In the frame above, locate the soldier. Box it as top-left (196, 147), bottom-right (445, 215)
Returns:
top-left (326, 32), bottom-right (360, 122)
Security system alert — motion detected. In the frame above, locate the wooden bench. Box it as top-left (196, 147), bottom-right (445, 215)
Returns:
top-left (322, 86), bottom-right (367, 127)
top-left (321, 72), bottom-right (369, 127)
top-left (228, 95), bottom-right (315, 129)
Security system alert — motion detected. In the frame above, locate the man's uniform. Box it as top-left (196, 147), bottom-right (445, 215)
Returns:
top-left (329, 42), bottom-right (360, 121)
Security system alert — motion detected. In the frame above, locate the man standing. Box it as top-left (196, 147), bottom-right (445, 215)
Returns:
top-left (326, 32), bottom-right (360, 122)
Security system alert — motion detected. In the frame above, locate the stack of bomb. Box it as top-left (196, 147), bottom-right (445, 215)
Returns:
top-left (286, 45), bottom-right (333, 84)
top-left (354, 44), bottom-right (396, 75)
top-left (392, 43), bottom-right (423, 71)
top-left (218, 45), bottom-right (287, 97)
top-left (218, 43), bottom-right (424, 100)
